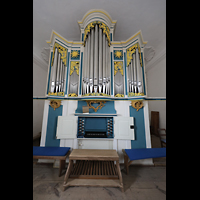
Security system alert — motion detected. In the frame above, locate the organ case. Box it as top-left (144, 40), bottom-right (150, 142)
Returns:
top-left (46, 10), bottom-right (147, 99)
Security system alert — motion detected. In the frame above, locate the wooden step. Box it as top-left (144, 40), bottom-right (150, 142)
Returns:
top-left (70, 160), bottom-right (118, 178)
top-left (64, 178), bottom-right (122, 188)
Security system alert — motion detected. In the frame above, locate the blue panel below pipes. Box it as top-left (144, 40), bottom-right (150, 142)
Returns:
top-left (45, 105), bottom-right (63, 147)
top-left (129, 106), bottom-right (146, 149)
top-left (75, 101), bottom-right (116, 114)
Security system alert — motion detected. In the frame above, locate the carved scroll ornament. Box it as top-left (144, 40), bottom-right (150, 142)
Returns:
top-left (131, 100), bottom-right (143, 111)
top-left (50, 100), bottom-right (61, 110)
top-left (86, 100), bottom-right (106, 112)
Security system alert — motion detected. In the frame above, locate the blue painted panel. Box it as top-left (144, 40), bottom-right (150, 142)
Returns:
top-left (75, 101), bottom-right (116, 114)
top-left (71, 50), bottom-right (80, 60)
top-left (82, 33), bottom-right (84, 41)
top-left (45, 105), bottom-right (63, 147)
top-left (113, 50), bottom-right (123, 60)
top-left (85, 117), bottom-right (106, 131)
top-left (129, 106), bottom-right (146, 149)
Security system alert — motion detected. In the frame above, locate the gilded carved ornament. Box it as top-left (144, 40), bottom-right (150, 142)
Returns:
top-left (114, 61), bottom-right (123, 76)
top-left (70, 61), bottom-right (79, 76)
top-left (82, 92), bottom-right (110, 97)
top-left (131, 100), bottom-right (143, 111)
top-left (68, 93), bottom-right (78, 97)
top-left (83, 21), bottom-right (110, 46)
top-left (48, 92), bottom-right (64, 96)
top-left (86, 100), bottom-right (106, 112)
top-left (127, 42), bottom-right (143, 67)
top-left (50, 100), bottom-right (61, 110)
top-left (115, 94), bottom-right (124, 97)
top-left (128, 92), bottom-right (144, 97)
top-left (51, 42), bottom-right (67, 66)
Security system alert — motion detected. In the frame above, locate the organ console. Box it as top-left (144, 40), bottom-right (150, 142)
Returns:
top-left (46, 9), bottom-right (147, 99)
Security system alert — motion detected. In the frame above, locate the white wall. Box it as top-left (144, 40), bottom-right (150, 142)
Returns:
top-left (146, 55), bottom-right (166, 130)
top-left (33, 60), bottom-right (48, 137)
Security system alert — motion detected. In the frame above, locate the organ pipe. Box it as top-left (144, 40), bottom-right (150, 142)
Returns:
top-left (49, 47), bottom-right (67, 94)
top-left (89, 28), bottom-right (94, 93)
top-left (50, 47), bottom-right (58, 93)
top-left (82, 23), bottom-right (111, 95)
top-left (98, 28), bottom-right (103, 93)
top-left (55, 53), bottom-right (61, 92)
top-left (136, 48), bottom-right (142, 93)
top-left (94, 24), bottom-right (99, 93)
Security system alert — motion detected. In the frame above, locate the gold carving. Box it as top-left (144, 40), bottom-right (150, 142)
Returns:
top-left (51, 42), bottom-right (67, 66)
top-left (131, 100), bottom-right (143, 111)
top-left (58, 92), bottom-right (64, 96)
top-left (86, 100), bottom-right (106, 112)
top-left (68, 93), bottom-right (78, 97)
top-left (114, 50), bottom-right (123, 59)
top-left (82, 92), bottom-right (110, 97)
top-left (70, 61), bottom-right (79, 76)
top-left (71, 50), bottom-right (80, 58)
top-left (127, 42), bottom-right (142, 67)
top-left (50, 100), bottom-right (61, 110)
top-left (114, 61), bottom-right (123, 76)
top-left (128, 92), bottom-right (144, 97)
top-left (115, 94), bottom-right (124, 97)
top-left (84, 21), bottom-right (110, 46)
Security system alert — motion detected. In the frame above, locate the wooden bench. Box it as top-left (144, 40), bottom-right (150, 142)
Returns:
top-left (63, 149), bottom-right (124, 192)
top-left (33, 146), bottom-right (71, 177)
top-left (122, 148), bottom-right (166, 174)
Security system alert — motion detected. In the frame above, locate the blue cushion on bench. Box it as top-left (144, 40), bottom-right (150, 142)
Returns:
top-left (33, 146), bottom-right (70, 157)
top-left (125, 148), bottom-right (166, 161)
top-left (161, 139), bottom-right (166, 143)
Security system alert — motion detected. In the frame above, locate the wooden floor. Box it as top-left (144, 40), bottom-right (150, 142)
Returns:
top-left (70, 160), bottom-right (118, 179)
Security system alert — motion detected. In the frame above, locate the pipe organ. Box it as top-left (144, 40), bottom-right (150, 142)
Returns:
top-left (46, 10), bottom-right (148, 99)
top-left (39, 10), bottom-right (153, 164)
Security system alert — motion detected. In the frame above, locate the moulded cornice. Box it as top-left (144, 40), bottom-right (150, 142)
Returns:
top-left (145, 48), bottom-right (166, 72)
top-left (33, 53), bottom-right (48, 71)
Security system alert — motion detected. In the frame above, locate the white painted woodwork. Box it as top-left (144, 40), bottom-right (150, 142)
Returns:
top-left (77, 139), bottom-right (113, 150)
top-left (56, 116), bottom-right (78, 139)
top-left (114, 116), bottom-right (134, 140)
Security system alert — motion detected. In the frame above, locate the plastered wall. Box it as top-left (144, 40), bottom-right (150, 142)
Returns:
top-left (146, 56), bottom-right (166, 130)
top-left (33, 61), bottom-right (48, 137)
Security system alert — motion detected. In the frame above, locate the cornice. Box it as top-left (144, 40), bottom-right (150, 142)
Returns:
top-left (33, 53), bottom-right (48, 72)
top-left (145, 48), bottom-right (166, 72)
